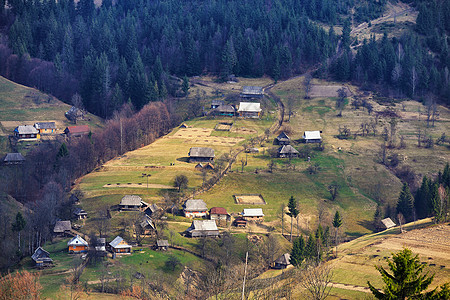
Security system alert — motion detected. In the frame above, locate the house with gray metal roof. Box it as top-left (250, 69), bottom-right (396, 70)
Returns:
top-left (109, 236), bottom-right (132, 254)
top-left (34, 122), bottom-right (56, 134)
top-left (188, 147), bottom-right (215, 163)
top-left (14, 125), bottom-right (40, 140)
top-left (240, 86), bottom-right (263, 99)
top-left (274, 132), bottom-right (290, 145)
top-left (184, 199), bottom-right (208, 218)
top-left (242, 208), bottom-right (264, 221)
top-left (303, 131), bottom-right (322, 143)
top-left (120, 195), bottom-right (143, 211)
top-left (68, 235), bottom-right (88, 253)
top-left (185, 220), bottom-right (219, 237)
top-left (31, 247), bottom-right (53, 268)
top-left (273, 253), bottom-right (291, 269)
top-left (73, 207), bottom-right (87, 219)
top-left (156, 239), bottom-right (169, 251)
top-left (237, 102), bottom-right (262, 118)
top-left (139, 215), bottom-right (156, 235)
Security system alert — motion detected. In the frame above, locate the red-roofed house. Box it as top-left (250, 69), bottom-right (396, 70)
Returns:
top-left (210, 207), bottom-right (229, 221)
top-left (64, 125), bottom-right (90, 137)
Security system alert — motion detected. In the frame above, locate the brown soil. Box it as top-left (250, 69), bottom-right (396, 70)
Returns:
top-left (234, 194), bottom-right (266, 204)
top-left (103, 183), bottom-right (175, 189)
top-left (309, 85), bottom-right (350, 98)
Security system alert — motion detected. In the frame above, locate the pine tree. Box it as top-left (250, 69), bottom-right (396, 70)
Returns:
top-left (415, 176), bottom-right (431, 219)
top-left (286, 196), bottom-right (299, 242)
top-left (373, 203), bottom-right (383, 232)
top-left (332, 211), bottom-right (342, 257)
top-left (305, 233), bottom-right (317, 259)
top-left (291, 235), bottom-right (305, 267)
top-left (368, 248), bottom-right (437, 299)
top-left (11, 212), bottom-right (26, 254)
top-left (57, 143), bottom-right (69, 158)
top-left (396, 183), bottom-right (414, 222)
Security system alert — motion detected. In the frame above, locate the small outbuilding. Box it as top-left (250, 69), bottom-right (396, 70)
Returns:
top-left (233, 217), bottom-right (247, 228)
top-left (184, 199), bottom-right (208, 218)
top-left (14, 125), bottom-right (40, 140)
top-left (69, 194), bottom-right (80, 205)
top-left (185, 220), bottom-right (219, 237)
top-left (109, 236), bottom-right (132, 254)
top-left (277, 145), bottom-right (299, 158)
top-left (381, 218), bottom-right (396, 230)
top-left (3, 153), bottom-right (25, 164)
top-left (210, 207), bottom-right (229, 221)
top-left (188, 147), bottom-right (215, 163)
top-left (274, 132), bottom-right (290, 145)
top-left (273, 253), bottom-right (291, 269)
top-left (73, 207), bottom-right (87, 219)
top-left (34, 122), bottom-right (56, 134)
top-left (214, 104), bottom-right (236, 116)
top-left (139, 215), bottom-right (156, 235)
top-left (156, 240), bottom-right (169, 251)
top-left (238, 102), bottom-right (262, 118)
top-left (95, 238), bottom-right (107, 253)
top-left (240, 86), bottom-right (263, 99)
top-left (144, 203), bottom-right (161, 218)
top-left (242, 208), bottom-right (264, 221)
top-left (120, 195), bottom-right (144, 211)
top-left (64, 125), bottom-right (90, 138)
top-left (303, 131), bottom-right (322, 143)
top-left (65, 106), bottom-right (85, 121)
top-left (68, 235), bottom-right (88, 253)
top-left (211, 100), bottom-right (225, 109)
top-left (31, 247), bottom-right (53, 268)
top-left (53, 220), bottom-right (72, 236)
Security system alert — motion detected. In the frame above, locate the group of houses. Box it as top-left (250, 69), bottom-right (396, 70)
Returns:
top-left (13, 121), bottom-right (90, 140)
top-left (210, 86), bottom-right (263, 118)
top-left (273, 131), bottom-right (323, 158)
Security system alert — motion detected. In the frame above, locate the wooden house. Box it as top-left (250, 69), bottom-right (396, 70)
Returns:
top-left (233, 217), bottom-right (247, 228)
top-left (95, 238), bottom-right (107, 253)
top-left (139, 215), bottom-right (156, 235)
top-left (188, 147), bottom-right (215, 163)
top-left (238, 102), bottom-right (262, 118)
top-left (303, 131), bottom-right (322, 143)
top-left (210, 207), bottom-right (229, 221)
top-left (3, 153), bottom-right (25, 165)
top-left (184, 199), bottom-right (208, 218)
top-left (273, 253), bottom-right (291, 269)
top-left (14, 125), bottom-right (40, 140)
top-left (109, 236), bottom-right (132, 254)
top-left (144, 203), bottom-right (161, 218)
top-left (277, 145), bottom-right (299, 158)
top-left (120, 195), bottom-right (143, 211)
top-left (211, 100), bottom-right (225, 109)
top-left (34, 122), bottom-right (56, 135)
top-left (65, 106), bottom-right (85, 122)
top-left (381, 218), bottom-right (396, 230)
top-left (185, 220), bottom-right (219, 238)
top-left (240, 86), bottom-right (263, 99)
top-left (64, 125), bottom-right (89, 138)
top-left (31, 247), bottom-right (53, 268)
top-left (274, 132), bottom-right (290, 145)
top-left (156, 240), bottom-right (169, 251)
top-left (53, 220), bottom-right (72, 236)
top-left (68, 235), bottom-right (88, 253)
top-left (213, 104), bottom-right (236, 116)
top-left (242, 208), bottom-right (264, 221)
top-left (73, 207), bottom-right (87, 219)
top-left (69, 194), bottom-right (80, 205)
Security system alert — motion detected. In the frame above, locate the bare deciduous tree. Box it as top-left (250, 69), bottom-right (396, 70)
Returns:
top-left (300, 260), bottom-right (334, 300)
top-left (304, 73), bottom-right (313, 99)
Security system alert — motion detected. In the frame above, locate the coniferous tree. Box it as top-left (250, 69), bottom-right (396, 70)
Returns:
top-left (332, 211), bottom-right (342, 258)
top-left (11, 212), bottom-right (26, 254)
top-left (291, 235), bottom-right (305, 267)
top-left (396, 183), bottom-right (414, 222)
top-left (286, 196), bottom-right (299, 242)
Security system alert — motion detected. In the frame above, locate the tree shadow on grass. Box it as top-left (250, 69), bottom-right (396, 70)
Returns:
top-left (176, 157), bottom-right (189, 163)
top-left (357, 219), bottom-right (375, 232)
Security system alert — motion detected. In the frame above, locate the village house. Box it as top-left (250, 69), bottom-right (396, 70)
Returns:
top-left (31, 247), bottom-right (53, 268)
top-left (195, 162), bottom-right (214, 171)
top-left (53, 220), bottom-right (72, 236)
top-left (381, 218), bottom-right (396, 230)
top-left (3, 153), bottom-right (25, 165)
top-left (34, 122), bottom-right (56, 135)
top-left (68, 235), bottom-right (88, 253)
top-left (139, 215), bottom-right (156, 235)
top-left (185, 220), bottom-right (220, 237)
top-left (120, 195), bottom-right (144, 211)
top-left (184, 199), bottom-right (208, 218)
top-left (213, 104), bottom-right (236, 117)
top-left (303, 131), bottom-right (322, 143)
top-left (210, 207), bottom-right (229, 221)
top-left (144, 203), bottom-right (161, 218)
top-left (273, 253), bottom-right (291, 269)
top-left (237, 102), bottom-right (262, 118)
top-left (274, 132), bottom-right (290, 145)
top-left (188, 147), bottom-right (215, 163)
top-left (73, 207), bottom-right (87, 220)
top-left (69, 194), bottom-right (80, 205)
top-left (277, 145), bottom-right (299, 158)
top-left (233, 217), bottom-right (247, 228)
top-left (95, 238), bottom-right (107, 254)
top-left (211, 100), bottom-right (225, 109)
top-left (64, 125), bottom-right (90, 138)
top-left (65, 106), bottom-right (85, 122)
top-left (242, 208), bottom-right (264, 221)
top-left (155, 240), bottom-right (169, 251)
top-left (109, 236), bottom-right (132, 254)
top-left (240, 86), bottom-right (264, 99)
top-left (14, 125), bottom-right (40, 140)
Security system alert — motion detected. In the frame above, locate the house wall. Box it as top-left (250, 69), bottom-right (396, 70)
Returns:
top-left (69, 245), bottom-right (87, 253)
top-left (15, 133), bottom-right (40, 139)
top-left (189, 157), bottom-right (214, 163)
top-left (239, 112), bottom-right (260, 118)
top-left (243, 216), bottom-right (263, 221)
top-left (211, 214), bottom-right (227, 220)
top-left (305, 139), bottom-right (322, 143)
top-left (39, 128), bottom-right (55, 134)
top-left (184, 210), bottom-right (207, 218)
top-left (113, 247), bottom-right (131, 253)
top-left (120, 205), bottom-right (140, 211)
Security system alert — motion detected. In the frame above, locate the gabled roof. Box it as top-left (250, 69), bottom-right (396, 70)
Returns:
top-left (381, 218), bottom-right (396, 229)
top-left (211, 100), bottom-right (225, 106)
top-left (242, 208), bottom-right (264, 217)
top-left (210, 207), bottom-right (228, 215)
top-left (65, 125), bottom-right (89, 134)
top-left (140, 215), bottom-right (155, 230)
top-left (157, 240), bottom-right (169, 247)
top-left (242, 86), bottom-right (263, 95)
top-left (31, 247), bottom-right (53, 262)
top-left (120, 195), bottom-right (143, 206)
top-left (69, 194), bottom-right (79, 203)
top-left (15, 125), bottom-right (38, 134)
top-left (4, 153), bottom-right (25, 162)
top-left (275, 132), bottom-right (290, 142)
top-left (34, 122), bottom-right (56, 129)
top-left (303, 131), bottom-right (322, 140)
top-left (54, 220), bottom-right (71, 233)
top-left (68, 235), bottom-right (88, 246)
top-left (188, 220), bottom-right (218, 231)
top-left (145, 204), bottom-right (160, 214)
top-left (238, 102), bottom-right (262, 112)
top-left (195, 163), bottom-right (204, 169)
top-left (73, 207), bottom-right (87, 216)
top-left (216, 104), bottom-right (235, 113)
top-left (189, 147), bottom-right (215, 158)
top-left (275, 253), bottom-right (291, 265)
top-left (278, 145), bottom-right (299, 154)
top-left (109, 236), bottom-right (131, 249)
top-left (184, 199), bottom-right (208, 211)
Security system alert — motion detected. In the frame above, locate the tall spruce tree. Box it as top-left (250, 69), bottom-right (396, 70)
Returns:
top-left (396, 183), bottom-right (414, 222)
top-left (291, 235), bottom-right (305, 267)
top-left (286, 196), bottom-right (299, 242)
top-left (332, 211), bottom-right (342, 258)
